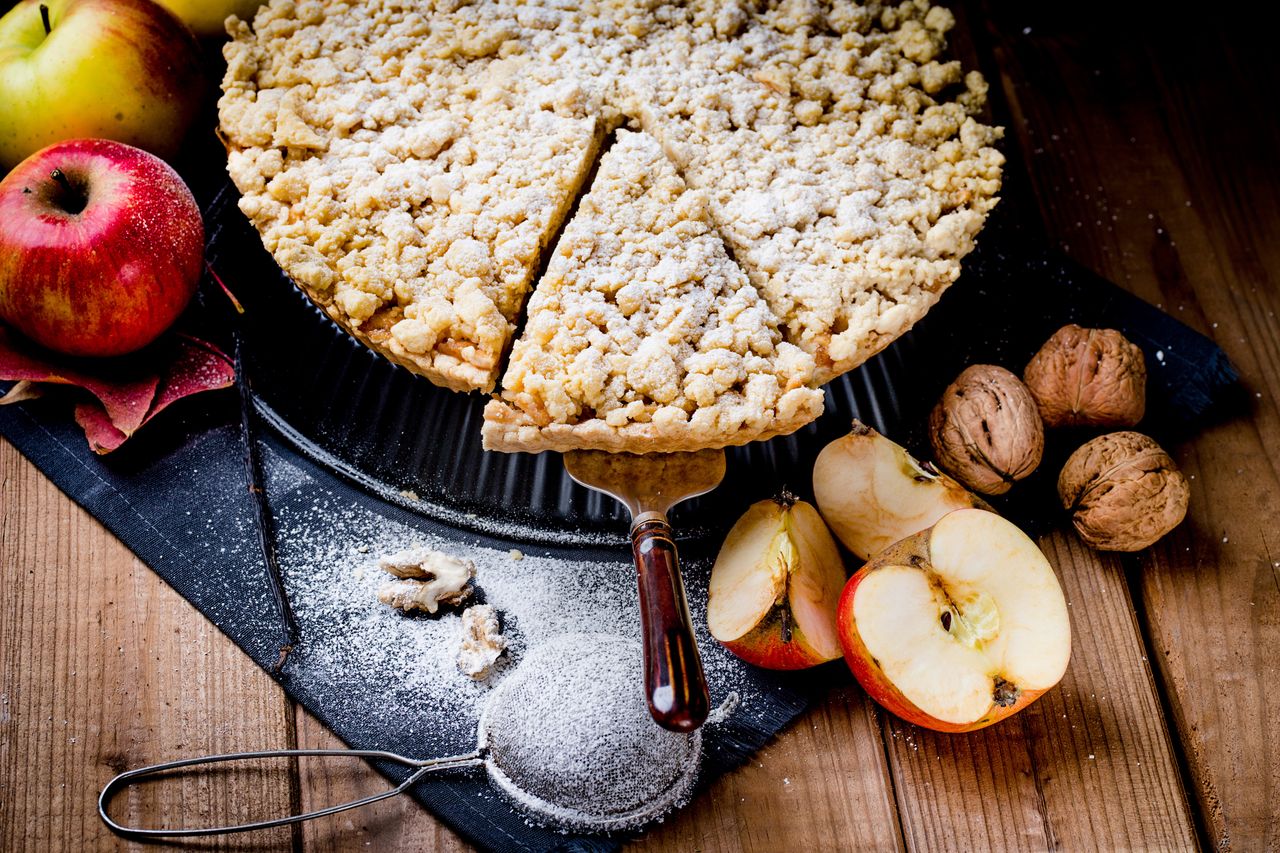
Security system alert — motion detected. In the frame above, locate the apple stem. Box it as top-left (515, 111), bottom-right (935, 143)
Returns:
top-left (47, 168), bottom-right (88, 215)
top-left (39, 4), bottom-right (51, 36)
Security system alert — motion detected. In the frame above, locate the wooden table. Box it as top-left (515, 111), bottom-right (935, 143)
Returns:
top-left (3, 3), bottom-right (1276, 850)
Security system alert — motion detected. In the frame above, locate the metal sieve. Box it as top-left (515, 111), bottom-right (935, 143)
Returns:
top-left (100, 634), bottom-right (734, 837)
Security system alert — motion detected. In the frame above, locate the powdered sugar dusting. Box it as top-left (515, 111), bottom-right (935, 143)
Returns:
top-left (262, 445), bottom-right (765, 768)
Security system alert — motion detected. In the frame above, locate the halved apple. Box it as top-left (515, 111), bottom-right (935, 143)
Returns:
top-left (813, 421), bottom-right (985, 561)
top-left (838, 508), bottom-right (1071, 731)
top-left (708, 495), bottom-right (847, 670)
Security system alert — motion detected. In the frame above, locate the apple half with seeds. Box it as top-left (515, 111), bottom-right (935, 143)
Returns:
top-left (708, 495), bottom-right (847, 670)
top-left (838, 508), bottom-right (1071, 731)
top-left (813, 421), bottom-right (985, 561)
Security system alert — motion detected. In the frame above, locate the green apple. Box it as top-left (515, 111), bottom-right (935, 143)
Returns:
top-left (0, 0), bottom-right (204, 169)
top-left (153, 0), bottom-right (263, 37)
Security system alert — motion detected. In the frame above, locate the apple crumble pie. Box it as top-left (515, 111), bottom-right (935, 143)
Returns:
top-left (220, 0), bottom-right (1002, 450)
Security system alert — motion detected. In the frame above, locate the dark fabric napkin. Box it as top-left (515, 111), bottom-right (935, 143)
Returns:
top-left (0, 196), bottom-right (1239, 851)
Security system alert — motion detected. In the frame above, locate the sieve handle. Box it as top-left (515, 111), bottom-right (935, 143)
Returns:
top-left (98, 748), bottom-right (482, 837)
top-left (631, 514), bottom-right (711, 732)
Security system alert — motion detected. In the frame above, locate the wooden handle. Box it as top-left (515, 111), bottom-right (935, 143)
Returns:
top-left (631, 516), bottom-right (710, 732)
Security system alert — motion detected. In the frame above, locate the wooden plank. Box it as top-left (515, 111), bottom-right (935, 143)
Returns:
top-left (0, 441), bottom-right (295, 852)
top-left (635, 685), bottom-right (904, 853)
top-left (883, 533), bottom-right (1196, 850)
top-left (979, 1), bottom-right (1280, 847)
top-left (863, 5), bottom-right (1198, 850)
top-left (293, 708), bottom-right (474, 852)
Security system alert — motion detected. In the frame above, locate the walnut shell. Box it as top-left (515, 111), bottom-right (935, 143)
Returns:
top-left (1057, 431), bottom-right (1189, 552)
top-left (928, 365), bottom-right (1045, 496)
top-left (1024, 325), bottom-right (1146, 428)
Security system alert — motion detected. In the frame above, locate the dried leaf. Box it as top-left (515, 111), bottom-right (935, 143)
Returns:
top-left (0, 328), bottom-right (234, 453)
top-left (74, 403), bottom-right (129, 454)
top-left (0, 328), bottom-right (158, 432)
top-left (150, 336), bottom-right (236, 423)
top-left (0, 379), bottom-right (43, 405)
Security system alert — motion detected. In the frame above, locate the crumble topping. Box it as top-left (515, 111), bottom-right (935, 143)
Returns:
top-left (221, 0), bottom-right (1002, 445)
top-left (220, 1), bottom-right (606, 392)
top-left (483, 130), bottom-right (824, 452)
top-left (618, 0), bottom-right (1004, 378)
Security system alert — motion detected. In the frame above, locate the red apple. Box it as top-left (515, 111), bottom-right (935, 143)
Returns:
top-left (0, 0), bottom-right (205, 169)
top-left (838, 508), bottom-right (1071, 732)
top-left (0, 138), bottom-right (204, 357)
top-left (707, 495), bottom-right (848, 670)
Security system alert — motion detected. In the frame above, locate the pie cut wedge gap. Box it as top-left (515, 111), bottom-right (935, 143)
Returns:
top-left (482, 129), bottom-right (825, 454)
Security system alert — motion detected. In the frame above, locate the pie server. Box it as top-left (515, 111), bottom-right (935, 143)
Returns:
top-left (563, 448), bottom-right (724, 732)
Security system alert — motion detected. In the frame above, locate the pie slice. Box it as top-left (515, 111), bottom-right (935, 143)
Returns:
top-left (482, 130), bottom-right (825, 453)
top-left (218, 4), bottom-right (604, 392)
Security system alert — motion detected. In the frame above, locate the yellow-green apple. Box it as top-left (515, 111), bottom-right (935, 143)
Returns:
top-left (838, 509), bottom-right (1071, 732)
top-left (707, 495), bottom-right (847, 670)
top-left (152, 0), bottom-right (262, 37)
top-left (0, 0), bottom-right (204, 169)
top-left (813, 421), bottom-right (986, 561)
top-left (0, 138), bottom-right (204, 357)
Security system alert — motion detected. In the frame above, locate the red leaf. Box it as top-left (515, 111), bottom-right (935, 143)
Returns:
top-left (146, 336), bottom-right (236, 425)
top-left (74, 402), bottom-right (129, 455)
top-left (0, 328), bottom-right (158, 433)
top-left (0, 328), bottom-right (235, 453)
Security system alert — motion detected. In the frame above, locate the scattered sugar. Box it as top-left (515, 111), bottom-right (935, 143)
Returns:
top-left (261, 446), bottom-right (762, 764)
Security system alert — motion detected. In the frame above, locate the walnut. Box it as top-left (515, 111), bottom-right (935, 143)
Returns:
top-left (457, 605), bottom-right (506, 679)
top-left (1024, 325), bottom-right (1146, 428)
top-left (929, 365), bottom-right (1044, 495)
top-left (1057, 432), bottom-right (1189, 552)
top-left (376, 547), bottom-right (474, 614)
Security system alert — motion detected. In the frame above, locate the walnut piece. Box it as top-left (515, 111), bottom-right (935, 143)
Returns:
top-left (1057, 432), bottom-right (1189, 552)
top-left (929, 365), bottom-right (1044, 495)
top-left (376, 547), bottom-right (473, 614)
top-left (457, 605), bottom-right (506, 680)
top-left (1024, 325), bottom-right (1146, 428)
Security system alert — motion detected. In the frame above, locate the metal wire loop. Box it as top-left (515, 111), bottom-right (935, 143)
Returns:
top-left (98, 748), bottom-right (483, 837)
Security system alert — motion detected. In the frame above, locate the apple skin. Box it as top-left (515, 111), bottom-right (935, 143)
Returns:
top-left (153, 0), bottom-right (263, 37)
top-left (837, 510), bottom-right (1068, 733)
top-left (0, 138), bottom-right (204, 357)
top-left (0, 0), bottom-right (204, 169)
top-left (720, 604), bottom-right (835, 671)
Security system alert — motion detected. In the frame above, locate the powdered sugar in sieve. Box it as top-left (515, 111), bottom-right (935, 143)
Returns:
top-left (480, 633), bottom-right (701, 831)
top-left (101, 633), bottom-right (731, 837)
